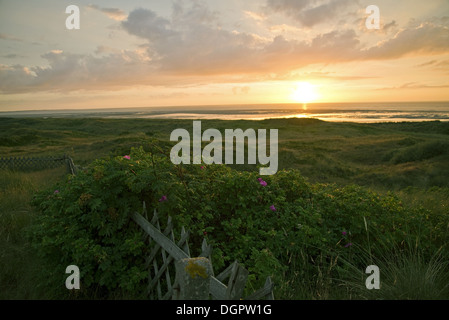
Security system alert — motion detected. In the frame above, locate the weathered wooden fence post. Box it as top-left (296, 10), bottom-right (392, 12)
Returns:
top-left (173, 257), bottom-right (213, 300)
top-left (64, 154), bottom-right (70, 174)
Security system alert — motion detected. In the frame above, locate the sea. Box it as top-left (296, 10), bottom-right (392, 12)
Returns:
top-left (2, 102), bottom-right (449, 123)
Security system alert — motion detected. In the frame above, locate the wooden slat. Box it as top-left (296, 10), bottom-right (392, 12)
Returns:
top-left (200, 238), bottom-right (212, 259)
top-left (131, 212), bottom-right (190, 263)
top-left (146, 231), bottom-right (189, 290)
top-left (153, 213), bottom-right (163, 299)
top-left (181, 226), bottom-right (190, 257)
top-left (145, 221), bottom-right (189, 268)
top-left (153, 258), bottom-right (162, 299)
top-left (216, 261), bottom-right (236, 282)
top-left (162, 217), bottom-right (173, 297)
top-left (146, 214), bottom-right (189, 299)
top-left (214, 261), bottom-right (249, 300)
top-left (225, 262), bottom-right (249, 300)
top-left (142, 202), bottom-right (148, 220)
top-left (148, 254), bottom-right (174, 290)
top-left (209, 276), bottom-right (228, 300)
top-left (244, 276), bottom-right (274, 300)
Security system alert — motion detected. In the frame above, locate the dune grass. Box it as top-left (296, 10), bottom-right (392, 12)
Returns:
top-left (4, 117), bottom-right (448, 189)
top-left (334, 239), bottom-right (449, 300)
top-left (0, 167), bottom-right (69, 299)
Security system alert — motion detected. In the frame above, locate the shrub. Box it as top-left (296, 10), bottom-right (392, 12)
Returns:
top-left (28, 146), bottom-right (449, 297)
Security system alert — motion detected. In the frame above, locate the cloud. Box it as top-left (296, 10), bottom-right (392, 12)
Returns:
top-left (269, 23), bottom-right (302, 33)
top-left (171, 0), bottom-right (219, 26)
top-left (120, 3), bottom-right (366, 75)
top-left (383, 20), bottom-right (397, 33)
top-left (266, 0), bottom-right (309, 13)
top-left (1, 0), bottom-right (449, 94)
top-left (0, 33), bottom-right (22, 42)
top-left (1, 53), bottom-right (26, 59)
top-left (123, 9), bottom-right (449, 79)
top-left (122, 8), bottom-right (178, 46)
top-left (0, 49), bottom-right (156, 93)
top-left (376, 82), bottom-right (449, 91)
top-left (121, 5), bottom-right (266, 75)
top-left (265, 0), bottom-right (359, 27)
top-left (417, 60), bottom-right (437, 67)
top-left (94, 45), bottom-right (120, 55)
top-left (87, 4), bottom-right (127, 21)
top-left (0, 64), bottom-right (36, 91)
top-left (244, 10), bottom-right (266, 22)
top-left (435, 59), bottom-right (449, 68)
top-left (363, 22), bottom-right (449, 60)
top-left (417, 59), bottom-right (449, 73)
top-left (299, 0), bottom-right (358, 28)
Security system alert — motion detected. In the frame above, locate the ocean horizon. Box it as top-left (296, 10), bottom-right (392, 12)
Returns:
top-left (2, 101), bottom-right (449, 123)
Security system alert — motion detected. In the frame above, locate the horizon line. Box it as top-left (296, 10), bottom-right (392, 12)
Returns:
top-left (1, 100), bottom-right (449, 114)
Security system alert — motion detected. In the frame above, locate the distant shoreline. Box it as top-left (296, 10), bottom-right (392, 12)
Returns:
top-left (1, 102), bottom-right (449, 123)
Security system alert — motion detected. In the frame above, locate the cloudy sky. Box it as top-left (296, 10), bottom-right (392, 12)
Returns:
top-left (0, 0), bottom-right (448, 111)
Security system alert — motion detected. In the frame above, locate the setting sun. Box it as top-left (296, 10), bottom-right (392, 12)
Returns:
top-left (290, 82), bottom-right (320, 104)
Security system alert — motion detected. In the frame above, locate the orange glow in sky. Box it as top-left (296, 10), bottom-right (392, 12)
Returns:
top-left (0, 1), bottom-right (448, 111)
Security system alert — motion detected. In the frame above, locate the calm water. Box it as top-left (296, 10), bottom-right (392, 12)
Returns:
top-left (2, 102), bottom-right (449, 123)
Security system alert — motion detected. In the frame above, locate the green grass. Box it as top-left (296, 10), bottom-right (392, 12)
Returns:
top-left (0, 167), bottom-right (68, 299)
top-left (1, 117), bottom-right (448, 299)
top-left (335, 240), bottom-right (449, 300)
top-left (2, 118), bottom-right (449, 188)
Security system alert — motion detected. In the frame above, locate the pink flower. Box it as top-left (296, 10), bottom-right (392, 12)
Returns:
top-left (123, 155), bottom-right (131, 160)
top-left (345, 243), bottom-right (353, 248)
top-left (201, 166), bottom-right (205, 169)
top-left (54, 190), bottom-right (60, 194)
top-left (257, 178), bottom-right (263, 182)
top-left (260, 180), bottom-right (267, 186)
top-left (159, 195), bottom-right (167, 202)
top-left (270, 205), bottom-right (276, 212)
top-left (342, 231), bottom-right (347, 236)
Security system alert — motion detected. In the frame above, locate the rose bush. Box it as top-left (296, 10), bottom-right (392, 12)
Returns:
top-left (28, 146), bottom-right (448, 297)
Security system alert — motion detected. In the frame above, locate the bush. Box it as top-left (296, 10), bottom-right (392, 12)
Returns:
top-left (28, 146), bottom-right (449, 298)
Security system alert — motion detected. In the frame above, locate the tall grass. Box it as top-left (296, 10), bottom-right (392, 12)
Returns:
top-left (338, 244), bottom-right (449, 299)
top-left (335, 227), bottom-right (449, 300)
top-left (0, 168), bottom-right (68, 299)
top-left (274, 216), bottom-right (449, 300)
top-left (275, 247), bottom-right (342, 300)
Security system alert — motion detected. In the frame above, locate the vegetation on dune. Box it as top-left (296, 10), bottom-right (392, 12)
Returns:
top-left (1, 117), bottom-right (449, 299)
top-left (0, 167), bottom-right (68, 299)
top-left (26, 147), bottom-right (449, 299)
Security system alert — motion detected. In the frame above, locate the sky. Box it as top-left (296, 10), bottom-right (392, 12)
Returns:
top-left (0, 0), bottom-right (448, 111)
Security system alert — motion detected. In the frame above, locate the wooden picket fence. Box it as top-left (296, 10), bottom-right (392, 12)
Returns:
top-left (132, 202), bottom-right (275, 300)
top-left (0, 155), bottom-right (78, 174)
